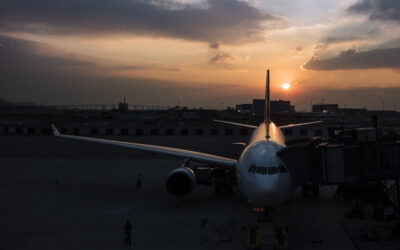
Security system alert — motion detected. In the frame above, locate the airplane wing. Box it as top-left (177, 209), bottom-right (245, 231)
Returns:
top-left (212, 119), bottom-right (257, 129)
top-left (279, 121), bottom-right (322, 129)
top-left (51, 124), bottom-right (237, 167)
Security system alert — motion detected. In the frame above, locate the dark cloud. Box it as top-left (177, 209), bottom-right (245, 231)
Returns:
top-left (348, 0), bottom-right (400, 22)
top-left (0, 35), bottom-right (240, 107)
top-left (324, 35), bottom-right (363, 44)
top-left (209, 43), bottom-right (219, 49)
top-left (0, 0), bottom-right (279, 44)
top-left (101, 64), bottom-right (181, 72)
top-left (0, 36), bottom-right (96, 70)
top-left (0, 36), bottom-right (179, 73)
top-left (313, 35), bottom-right (364, 51)
top-left (209, 52), bottom-right (234, 64)
top-left (303, 47), bottom-right (400, 70)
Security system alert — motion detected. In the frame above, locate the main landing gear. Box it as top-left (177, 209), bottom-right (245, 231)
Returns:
top-left (302, 184), bottom-right (320, 197)
top-left (214, 168), bottom-right (234, 196)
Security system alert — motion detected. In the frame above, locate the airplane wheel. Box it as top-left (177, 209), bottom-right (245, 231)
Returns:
top-left (312, 184), bottom-right (319, 197)
top-left (301, 185), bottom-right (308, 197)
top-left (226, 185), bottom-right (233, 195)
top-left (215, 185), bottom-right (222, 195)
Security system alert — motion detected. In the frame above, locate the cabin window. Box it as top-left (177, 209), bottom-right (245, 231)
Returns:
top-left (256, 167), bottom-right (268, 175)
top-left (248, 165), bottom-right (256, 173)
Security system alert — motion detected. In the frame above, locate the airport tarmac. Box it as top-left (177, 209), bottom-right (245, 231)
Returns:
top-left (0, 135), bottom-right (356, 249)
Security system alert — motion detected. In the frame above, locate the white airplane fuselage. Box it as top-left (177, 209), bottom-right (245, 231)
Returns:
top-left (236, 122), bottom-right (293, 206)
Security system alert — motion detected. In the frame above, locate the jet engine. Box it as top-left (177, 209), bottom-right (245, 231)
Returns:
top-left (166, 167), bottom-right (196, 196)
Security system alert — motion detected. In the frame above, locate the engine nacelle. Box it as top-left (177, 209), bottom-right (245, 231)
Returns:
top-left (166, 167), bottom-right (196, 196)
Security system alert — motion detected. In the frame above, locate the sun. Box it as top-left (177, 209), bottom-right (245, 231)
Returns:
top-left (282, 83), bottom-right (290, 90)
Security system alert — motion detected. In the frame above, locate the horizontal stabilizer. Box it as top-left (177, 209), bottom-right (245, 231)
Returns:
top-left (279, 121), bottom-right (322, 129)
top-left (213, 119), bottom-right (257, 129)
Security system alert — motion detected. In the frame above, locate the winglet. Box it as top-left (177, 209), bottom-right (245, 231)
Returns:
top-left (51, 124), bottom-right (60, 136)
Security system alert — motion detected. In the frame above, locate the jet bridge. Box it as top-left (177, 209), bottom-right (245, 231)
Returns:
top-left (277, 128), bottom-right (400, 214)
top-left (278, 137), bottom-right (400, 186)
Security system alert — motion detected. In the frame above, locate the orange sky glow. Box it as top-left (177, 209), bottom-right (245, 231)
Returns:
top-left (1, 0), bottom-right (399, 110)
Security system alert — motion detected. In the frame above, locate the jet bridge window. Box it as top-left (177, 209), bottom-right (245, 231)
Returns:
top-left (248, 165), bottom-right (256, 173)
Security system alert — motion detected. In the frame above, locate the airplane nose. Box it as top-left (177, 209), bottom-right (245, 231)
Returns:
top-left (255, 176), bottom-right (286, 205)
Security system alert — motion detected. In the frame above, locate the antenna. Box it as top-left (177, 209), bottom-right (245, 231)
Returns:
top-left (265, 69), bottom-right (271, 140)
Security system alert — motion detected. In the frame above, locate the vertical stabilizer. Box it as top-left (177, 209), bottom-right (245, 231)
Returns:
top-left (265, 69), bottom-right (271, 140)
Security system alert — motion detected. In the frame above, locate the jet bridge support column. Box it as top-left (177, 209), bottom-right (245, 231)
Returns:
top-left (396, 179), bottom-right (400, 217)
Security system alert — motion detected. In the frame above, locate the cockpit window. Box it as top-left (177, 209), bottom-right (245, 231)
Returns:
top-left (250, 165), bottom-right (283, 175)
top-left (248, 165), bottom-right (256, 173)
top-left (268, 167), bottom-right (279, 175)
top-left (256, 167), bottom-right (268, 175)
top-left (251, 166), bottom-right (280, 175)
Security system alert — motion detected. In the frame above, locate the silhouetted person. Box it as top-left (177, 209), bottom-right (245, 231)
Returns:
top-left (124, 220), bottom-right (132, 247)
top-left (136, 174), bottom-right (142, 191)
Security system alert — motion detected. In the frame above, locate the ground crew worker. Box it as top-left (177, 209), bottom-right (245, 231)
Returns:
top-left (124, 220), bottom-right (132, 247)
top-left (136, 174), bottom-right (142, 191)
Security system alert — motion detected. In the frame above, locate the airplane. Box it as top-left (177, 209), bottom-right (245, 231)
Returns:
top-left (51, 70), bottom-right (321, 208)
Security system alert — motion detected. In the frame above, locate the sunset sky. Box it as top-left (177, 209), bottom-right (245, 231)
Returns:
top-left (1, 0), bottom-right (399, 110)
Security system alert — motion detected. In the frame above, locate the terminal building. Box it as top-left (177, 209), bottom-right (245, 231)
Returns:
top-left (235, 104), bottom-right (252, 113)
top-left (312, 104), bottom-right (339, 113)
top-left (253, 99), bottom-right (295, 117)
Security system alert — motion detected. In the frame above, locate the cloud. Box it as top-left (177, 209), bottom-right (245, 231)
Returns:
top-left (0, 36), bottom-right (96, 70)
top-left (324, 35), bottom-right (363, 44)
top-left (289, 46), bottom-right (306, 57)
top-left (0, 0), bottom-right (280, 44)
top-left (303, 47), bottom-right (400, 70)
top-left (209, 43), bottom-right (219, 49)
top-left (313, 35), bottom-right (365, 51)
top-left (209, 52), bottom-right (234, 64)
top-left (101, 64), bottom-right (181, 72)
top-left (348, 0), bottom-right (400, 22)
top-left (0, 35), bottom-right (241, 107)
top-left (0, 36), bottom-right (181, 74)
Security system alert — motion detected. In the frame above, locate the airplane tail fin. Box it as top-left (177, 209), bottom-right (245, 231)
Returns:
top-left (265, 69), bottom-right (271, 140)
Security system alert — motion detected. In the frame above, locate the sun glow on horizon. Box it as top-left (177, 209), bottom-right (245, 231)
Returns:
top-left (282, 83), bottom-right (291, 90)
